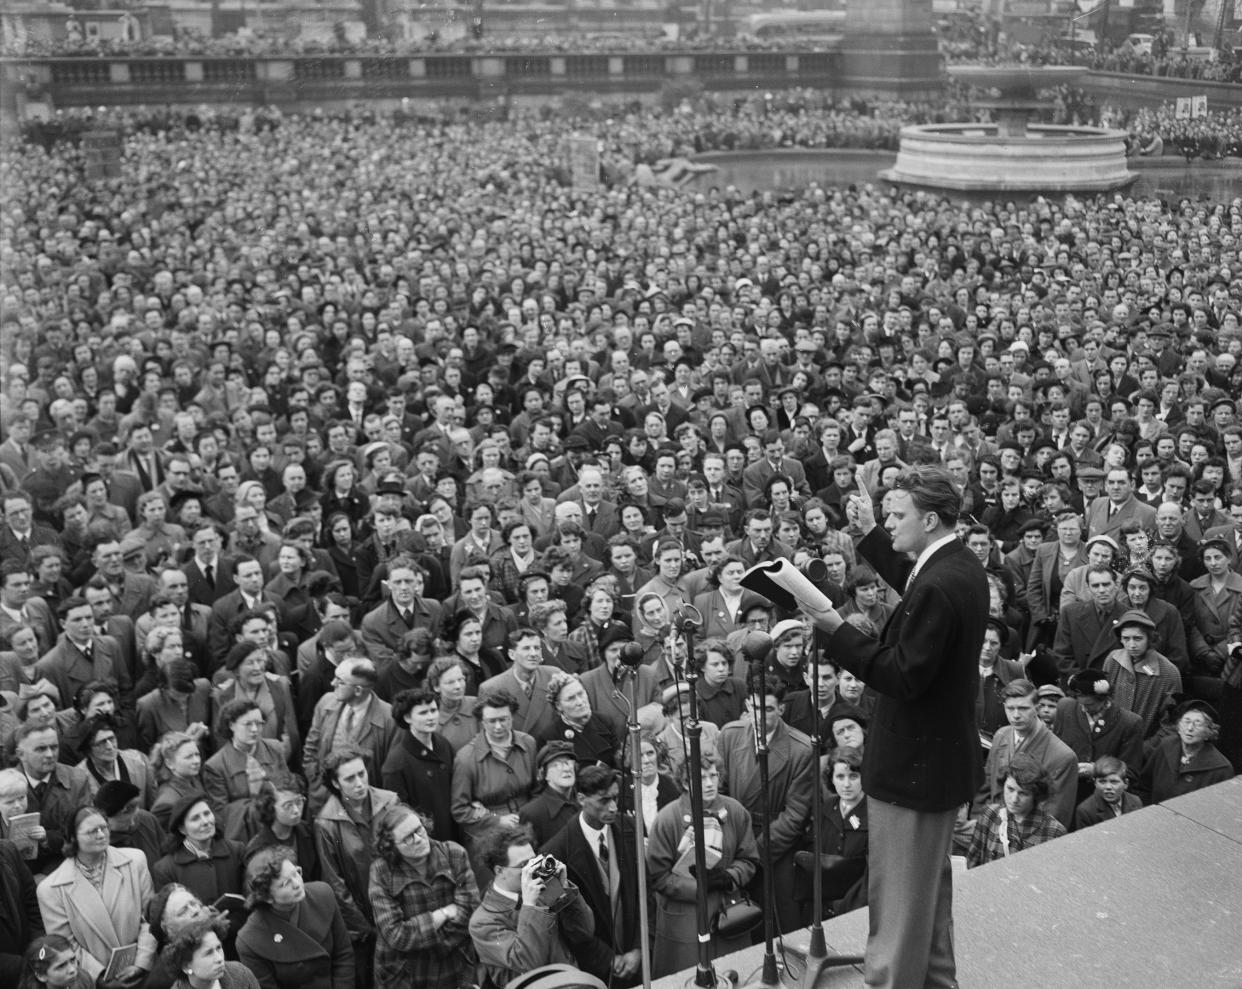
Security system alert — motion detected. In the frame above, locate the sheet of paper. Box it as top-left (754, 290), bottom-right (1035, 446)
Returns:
top-left (741, 558), bottom-right (836, 613)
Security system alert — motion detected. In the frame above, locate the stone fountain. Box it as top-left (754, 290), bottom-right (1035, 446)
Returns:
top-left (881, 64), bottom-right (1133, 192)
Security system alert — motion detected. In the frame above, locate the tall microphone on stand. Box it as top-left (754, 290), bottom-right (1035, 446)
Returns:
top-left (737, 630), bottom-right (781, 989)
top-left (670, 602), bottom-right (735, 989)
top-left (772, 568), bottom-right (863, 989)
top-left (618, 639), bottom-right (654, 989)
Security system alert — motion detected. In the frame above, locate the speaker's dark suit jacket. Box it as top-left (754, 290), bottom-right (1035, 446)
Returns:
top-left (827, 528), bottom-right (988, 810)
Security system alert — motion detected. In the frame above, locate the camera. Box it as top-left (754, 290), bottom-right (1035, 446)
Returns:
top-left (529, 854), bottom-right (560, 881)
top-left (527, 854), bottom-right (568, 910)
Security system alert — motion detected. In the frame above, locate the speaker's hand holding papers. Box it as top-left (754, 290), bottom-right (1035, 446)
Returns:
top-left (740, 558), bottom-right (844, 634)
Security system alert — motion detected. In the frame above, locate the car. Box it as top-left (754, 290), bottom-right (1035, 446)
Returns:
top-left (1059, 36), bottom-right (1097, 56)
top-left (1126, 33), bottom-right (1155, 55)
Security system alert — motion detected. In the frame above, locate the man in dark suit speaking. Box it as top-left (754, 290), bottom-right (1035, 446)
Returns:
top-left (801, 465), bottom-right (987, 989)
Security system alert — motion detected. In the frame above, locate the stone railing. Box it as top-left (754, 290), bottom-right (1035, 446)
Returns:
top-left (1077, 70), bottom-right (1242, 111)
top-left (1, 49), bottom-right (842, 110)
top-left (3, 51), bottom-right (1240, 112)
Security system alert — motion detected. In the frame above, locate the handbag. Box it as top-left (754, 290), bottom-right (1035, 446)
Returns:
top-left (711, 888), bottom-right (762, 939)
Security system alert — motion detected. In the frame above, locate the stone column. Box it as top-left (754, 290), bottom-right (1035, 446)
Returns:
top-left (842, 0), bottom-right (941, 96)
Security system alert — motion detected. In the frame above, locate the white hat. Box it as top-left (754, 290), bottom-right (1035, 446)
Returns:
top-left (769, 619), bottom-right (805, 643)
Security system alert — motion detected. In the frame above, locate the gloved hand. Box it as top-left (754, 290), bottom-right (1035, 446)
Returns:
top-left (690, 864), bottom-right (732, 891)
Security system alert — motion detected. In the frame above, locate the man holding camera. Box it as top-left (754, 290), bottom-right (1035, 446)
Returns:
top-left (469, 824), bottom-right (595, 988)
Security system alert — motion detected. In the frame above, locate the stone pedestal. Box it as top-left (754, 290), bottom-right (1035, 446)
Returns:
top-left (842, 0), bottom-right (940, 95)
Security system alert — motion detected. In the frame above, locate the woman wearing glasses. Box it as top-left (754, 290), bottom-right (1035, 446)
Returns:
top-left (74, 712), bottom-right (154, 808)
top-left (1136, 699), bottom-right (1234, 805)
top-left (212, 643), bottom-right (298, 765)
top-left (236, 846), bottom-right (353, 989)
top-left (202, 700), bottom-right (289, 842)
top-left (36, 805), bottom-right (157, 986)
top-left (368, 803), bottom-right (480, 989)
top-left (244, 775), bottom-right (321, 881)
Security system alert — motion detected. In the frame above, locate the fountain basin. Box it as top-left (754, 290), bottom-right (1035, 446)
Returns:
top-left (880, 123), bottom-right (1134, 192)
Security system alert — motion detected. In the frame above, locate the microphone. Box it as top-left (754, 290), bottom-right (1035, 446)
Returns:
top-left (618, 641), bottom-right (645, 670)
top-left (741, 629), bottom-right (774, 667)
top-left (672, 603), bottom-right (703, 634)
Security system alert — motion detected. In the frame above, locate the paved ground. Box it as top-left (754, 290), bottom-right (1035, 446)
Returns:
top-left (652, 776), bottom-right (1242, 989)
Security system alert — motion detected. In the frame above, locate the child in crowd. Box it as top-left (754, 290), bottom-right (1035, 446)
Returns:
top-left (1073, 755), bottom-right (1143, 830)
top-left (19, 937), bottom-right (93, 989)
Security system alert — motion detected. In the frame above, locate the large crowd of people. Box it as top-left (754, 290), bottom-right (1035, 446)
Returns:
top-left (13, 87), bottom-right (1242, 171)
top-left (1120, 104), bottom-right (1242, 160)
top-left (0, 25), bottom-right (804, 59)
top-left (1, 83), bottom-right (1241, 989)
top-left (940, 18), bottom-right (1242, 84)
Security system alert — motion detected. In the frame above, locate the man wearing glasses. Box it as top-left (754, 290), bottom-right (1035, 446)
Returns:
top-left (0, 491), bottom-right (61, 568)
top-left (304, 658), bottom-right (397, 815)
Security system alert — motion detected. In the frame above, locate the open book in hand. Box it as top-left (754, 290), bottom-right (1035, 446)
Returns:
top-left (6, 812), bottom-right (41, 859)
top-left (740, 558), bottom-right (837, 614)
top-left (102, 943), bottom-right (139, 984)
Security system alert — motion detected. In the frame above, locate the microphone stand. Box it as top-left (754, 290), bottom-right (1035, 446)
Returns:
top-left (739, 634), bottom-right (781, 989)
top-left (808, 639), bottom-right (827, 958)
top-left (775, 595), bottom-right (863, 989)
top-left (619, 642), bottom-right (653, 989)
top-left (672, 604), bottom-right (730, 989)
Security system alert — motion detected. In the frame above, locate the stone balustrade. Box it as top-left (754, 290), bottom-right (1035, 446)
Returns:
top-left (2, 50), bottom-right (1239, 113)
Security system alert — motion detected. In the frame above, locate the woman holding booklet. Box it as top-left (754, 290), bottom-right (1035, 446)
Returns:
top-left (37, 805), bottom-right (157, 987)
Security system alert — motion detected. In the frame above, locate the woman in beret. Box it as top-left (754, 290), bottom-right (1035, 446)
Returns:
top-left (517, 740), bottom-right (580, 847)
top-left (151, 793), bottom-right (247, 946)
top-left (1101, 610), bottom-right (1183, 739)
